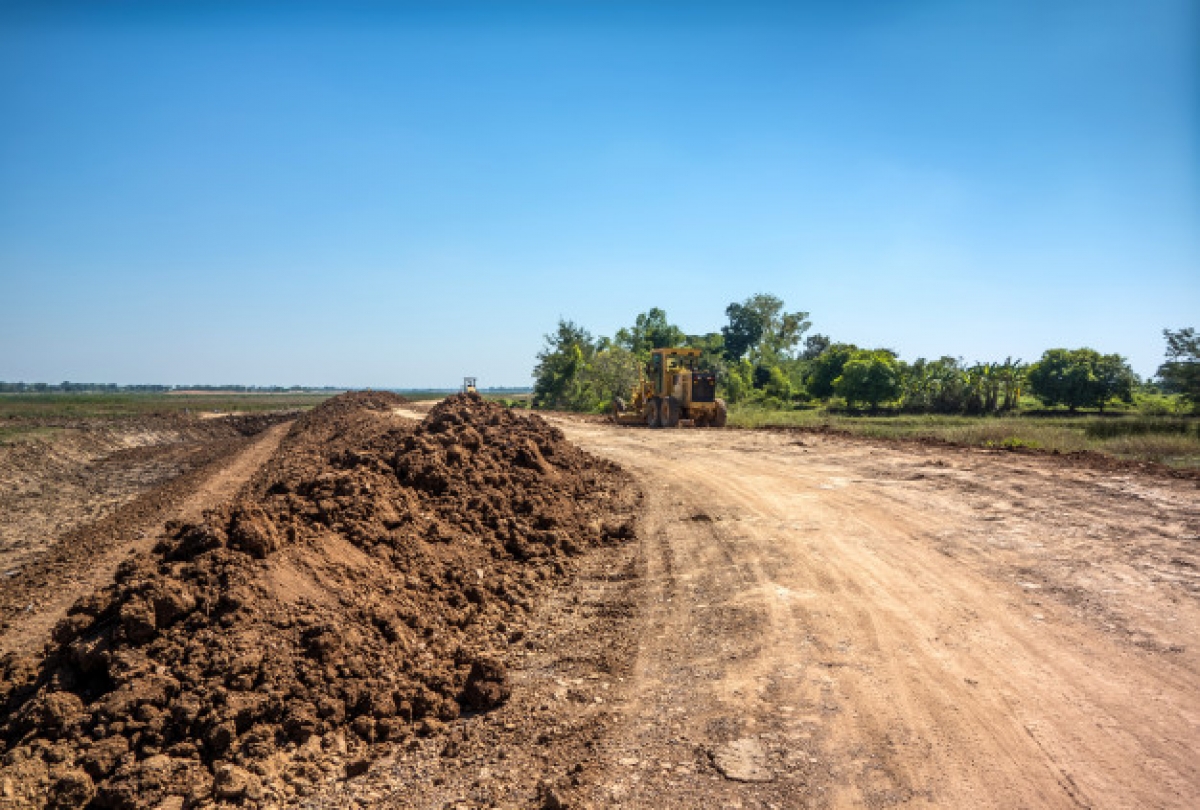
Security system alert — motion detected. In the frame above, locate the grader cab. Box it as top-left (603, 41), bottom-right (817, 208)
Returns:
top-left (613, 348), bottom-right (727, 428)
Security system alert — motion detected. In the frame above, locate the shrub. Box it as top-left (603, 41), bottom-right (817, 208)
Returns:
top-left (834, 351), bottom-right (901, 410)
top-left (1027, 348), bottom-right (1135, 412)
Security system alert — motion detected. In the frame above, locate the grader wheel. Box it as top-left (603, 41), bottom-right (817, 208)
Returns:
top-left (662, 396), bottom-right (681, 428)
top-left (645, 398), bottom-right (662, 428)
top-left (711, 398), bottom-right (728, 427)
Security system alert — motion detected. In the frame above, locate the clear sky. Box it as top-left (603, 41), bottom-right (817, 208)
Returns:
top-left (1, 0), bottom-right (1197, 387)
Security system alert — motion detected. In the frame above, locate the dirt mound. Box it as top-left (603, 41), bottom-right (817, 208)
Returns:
top-left (0, 392), bottom-right (636, 808)
top-left (0, 413), bottom-right (298, 637)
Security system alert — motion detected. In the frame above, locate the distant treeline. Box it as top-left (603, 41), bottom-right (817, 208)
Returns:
top-left (0, 383), bottom-right (346, 393)
top-left (532, 296), bottom-right (1199, 415)
top-left (391, 387), bottom-right (532, 394)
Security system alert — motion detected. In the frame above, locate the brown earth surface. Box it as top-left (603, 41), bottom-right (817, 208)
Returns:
top-left (0, 413), bottom-right (286, 581)
top-left (320, 412), bottom-right (1199, 809)
top-left (0, 394), bottom-right (635, 808)
top-left (295, 412), bottom-right (1195, 810)
top-left (0, 415), bottom-right (294, 655)
top-left (2, 398), bottom-right (1198, 809)
top-left (529, 417), bottom-right (1200, 809)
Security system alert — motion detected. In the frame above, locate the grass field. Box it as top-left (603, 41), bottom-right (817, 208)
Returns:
top-left (728, 406), bottom-right (1200, 469)
top-left (0, 391), bottom-right (338, 421)
top-left (0, 389), bottom-right (531, 444)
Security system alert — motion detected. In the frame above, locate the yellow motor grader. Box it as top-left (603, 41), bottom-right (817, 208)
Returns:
top-left (613, 347), bottom-right (727, 428)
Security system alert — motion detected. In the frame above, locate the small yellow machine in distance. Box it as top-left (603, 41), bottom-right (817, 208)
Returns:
top-left (613, 348), bottom-right (727, 428)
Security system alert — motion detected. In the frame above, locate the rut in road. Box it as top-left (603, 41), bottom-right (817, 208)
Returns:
top-left (550, 419), bottom-right (1200, 810)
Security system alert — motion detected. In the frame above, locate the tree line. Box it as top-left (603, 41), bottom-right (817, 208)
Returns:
top-left (0, 383), bottom-right (344, 393)
top-left (532, 295), bottom-right (1199, 415)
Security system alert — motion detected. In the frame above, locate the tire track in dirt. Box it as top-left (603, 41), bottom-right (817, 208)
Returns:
top-left (549, 419), bottom-right (1200, 809)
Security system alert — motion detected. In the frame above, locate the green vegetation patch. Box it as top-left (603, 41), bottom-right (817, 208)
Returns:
top-left (1082, 418), bottom-right (1196, 439)
top-left (527, 294), bottom-right (1198, 469)
top-left (727, 406), bottom-right (1200, 469)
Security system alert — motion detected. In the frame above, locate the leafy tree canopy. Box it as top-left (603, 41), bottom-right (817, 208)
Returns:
top-left (684, 332), bottom-right (727, 374)
top-left (1027, 348), bottom-right (1135, 412)
top-left (1158, 327), bottom-right (1200, 407)
top-left (721, 302), bottom-right (766, 362)
top-left (800, 333), bottom-right (831, 361)
top-left (721, 294), bottom-right (810, 362)
top-left (615, 308), bottom-right (684, 358)
top-left (585, 345), bottom-right (642, 405)
top-left (834, 350), bottom-right (901, 410)
top-left (805, 343), bottom-right (858, 399)
top-left (532, 319), bottom-right (596, 409)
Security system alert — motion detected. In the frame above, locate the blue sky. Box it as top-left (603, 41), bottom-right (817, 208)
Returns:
top-left (1, 1), bottom-right (1196, 386)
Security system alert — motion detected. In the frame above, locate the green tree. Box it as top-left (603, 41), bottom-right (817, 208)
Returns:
top-left (684, 332), bottom-right (726, 370)
top-left (762, 309), bottom-right (811, 361)
top-left (923, 357), bottom-right (967, 413)
top-left (800, 333), bottom-right (831, 361)
top-left (805, 343), bottom-right (857, 399)
top-left (834, 350), bottom-right (901, 410)
top-left (965, 363), bottom-right (997, 414)
top-left (759, 365), bottom-right (794, 401)
top-left (1092, 353), bottom-right (1136, 412)
top-left (1158, 327), bottom-right (1200, 408)
top-left (898, 358), bottom-right (930, 411)
top-left (583, 345), bottom-right (642, 406)
top-left (532, 319), bottom-right (597, 410)
top-left (1027, 349), bottom-right (1092, 411)
top-left (721, 294), bottom-right (810, 363)
top-left (1027, 348), bottom-right (1135, 412)
top-left (899, 357), bottom-right (975, 413)
top-left (997, 358), bottom-right (1027, 411)
top-left (720, 358), bottom-right (755, 404)
top-left (615, 308), bottom-right (684, 359)
top-left (721, 301), bottom-right (766, 362)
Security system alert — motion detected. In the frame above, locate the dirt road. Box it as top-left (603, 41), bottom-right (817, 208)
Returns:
top-left (5, 401), bottom-right (1196, 809)
top-left (532, 419), bottom-right (1200, 809)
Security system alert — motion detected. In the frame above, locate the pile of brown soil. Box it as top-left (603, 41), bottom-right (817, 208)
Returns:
top-left (0, 392), bottom-right (636, 808)
top-left (1, 413), bottom-right (300, 649)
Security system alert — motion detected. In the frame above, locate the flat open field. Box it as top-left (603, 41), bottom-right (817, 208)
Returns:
top-left (1, 396), bottom-right (1197, 808)
top-left (727, 406), bottom-right (1200, 470)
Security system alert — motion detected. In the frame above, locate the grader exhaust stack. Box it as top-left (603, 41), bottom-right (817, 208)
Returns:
top-left (613, 348), bottom-right (727, 428)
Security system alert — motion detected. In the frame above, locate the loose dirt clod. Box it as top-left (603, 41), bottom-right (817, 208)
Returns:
top-left (0, 392), bottom-right (636, 808)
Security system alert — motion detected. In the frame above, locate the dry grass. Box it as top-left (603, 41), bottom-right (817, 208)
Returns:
top-left (728, 406), bottom-right (1200, 469)
top-left (0, 425), bottom-right (65, 445)
top-left (1099, 433), bottom-right (1200, 465)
